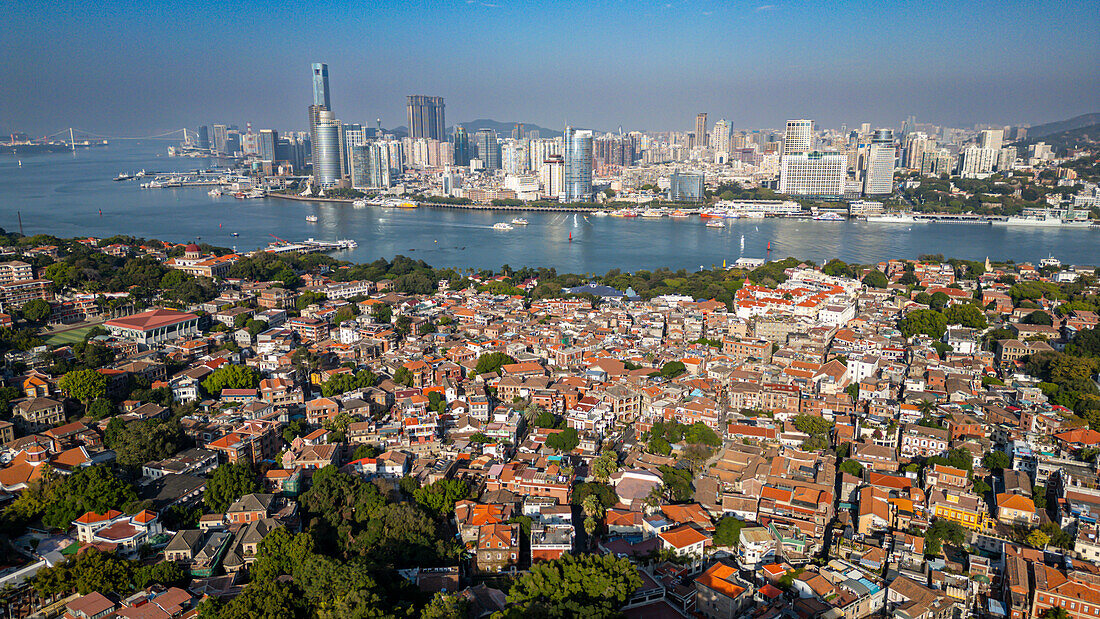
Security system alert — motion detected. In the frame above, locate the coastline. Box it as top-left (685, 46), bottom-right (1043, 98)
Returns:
top-left (267, 192), bottom-right (606, 212)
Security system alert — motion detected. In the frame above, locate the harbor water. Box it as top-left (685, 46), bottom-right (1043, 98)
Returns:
top-left (1, 143), bottom-right (1096, 273)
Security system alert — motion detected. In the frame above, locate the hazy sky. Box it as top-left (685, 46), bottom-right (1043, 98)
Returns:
top-left (3, 0), bottom-right (1098, 136)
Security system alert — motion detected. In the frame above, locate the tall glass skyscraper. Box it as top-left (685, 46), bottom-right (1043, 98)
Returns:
top-left (452, 126), bottom-right (470, 166)
top-left (406, 95), bottom-right (445, 140)
top-left (474, 129), bottom-right (500, 170)
top-left (563, 127), bottom-right (594, 202)
top-left (259, 129), bottom-right (277, 162)
top-left (311, 63), bottom-right (330, 109)
top-left (312, 110), bottom-right (341, 187)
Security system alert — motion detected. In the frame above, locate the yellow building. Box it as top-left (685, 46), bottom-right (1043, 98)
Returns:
top-left (929, 488), bottom-right (989, 530)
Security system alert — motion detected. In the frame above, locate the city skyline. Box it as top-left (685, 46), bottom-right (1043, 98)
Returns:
top-left (2, 1), bottom-right (1098, 136)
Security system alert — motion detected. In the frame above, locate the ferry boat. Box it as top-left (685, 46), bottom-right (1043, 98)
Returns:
top-left (352, 199), bottom-right (368, 207)
top-left (593, 210), bottom-right (609, 216)
top-left (113, 172), bottom-right (133, 182)
top-left (1039, 255), bottom-right (1061, 268)
top-left (305, 215), bottom-right (319, 223)
top-left (245, 188), bottom-right (265, 199)
top-left (699, 209), bottom-right (726, 218)
top-left (511, 218), bottom-right (529, 226)
top-left (813, 212), bottom-right (845, 221)
top-left (207, 188), bottom-right (223, 197)
top-left (705, 220), bottom-right (725, 228)
top-left (641, 208), bottom-right (665, 218)
top-left (231, 232), bottom-right (240, 237)
top-left (868, 214), bottom-right (916, 223)
top-left (669, 210), bottom-right (690, 218)
top-left (492, 222), bottom-right (514, 230)
top-left (396, 201), bottom-right (418, 208)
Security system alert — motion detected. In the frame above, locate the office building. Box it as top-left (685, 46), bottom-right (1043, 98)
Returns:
top-left (406, 95), bottom-right (446, 140)
top-left (540, 154), bottom-right (565, 198)
top-left (711, 119), bottom-right (731, 157)
top-left (502, 140), bottom-right (528, 174)
top-left (563, 126), bottom-right (594, 202)
top-left (342, 124), bottom-right (366, 175)
top-left (212, 124), bottom-right (228, 155)
top-left (195, 126), bottom-right (210, 150)
top-left (453, 126), bottom-right (471, 166)
top-left (958, 147), bottom-right (998, 178)
top-left (259, 129), bottom-right (277, 162)
top-left (511, 123), bottom-right (524, 140)
top-left (529, 138), bottom-right (560, 172)
top-left (783, 120), bottom-right (814, 156)
top-left (311, 63), bottom-right (331, 109)
top-left (350, 143), bottom-right (392, 189)
top-left (670, 173), bottom-right (704, 203)
top-left (863, 130), bottom-right (895, 196)
top-left (778, 152), bottom-right (845, 198)
top-left (694, 113), bottom-right (708, 148)
top-left (474, 129), bottom-right (501, 170)
top-left (979, 129), bottom-right (1004, 151)
top-left (311, 109), bottom-right (341, 187)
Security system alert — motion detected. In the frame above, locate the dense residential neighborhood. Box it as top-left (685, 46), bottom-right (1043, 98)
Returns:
top-left (0, 231), bottom-right (1098, 618)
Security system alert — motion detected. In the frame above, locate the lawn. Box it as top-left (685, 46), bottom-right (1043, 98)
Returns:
top-left (43, 325), bottom-right (96, 346)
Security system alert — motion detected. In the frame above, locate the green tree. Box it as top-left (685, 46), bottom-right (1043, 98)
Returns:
top-left (106, 418), bottom-right (187, 469)
top-left (546, 428), bottom-right (579, 452)
top-left (413, 479), bottom-right (469, 517)
top-left (838, 460), bottom-right (863, 477)
top-left (981, 450), bottom-right (1011, 471)
top-left (58, 368), bottom-right (107, 404)
top-left (660, 361), bottom-right (687, 378)
top-left (658, 465), bottom-right (693, 502)
top-left (422, 592), bottom-right (469, 619)
top-left (589, 450), bottom-right (619, 484)
top-left (474, 352), bottom-right (516, 375)
top-left (944, 304), bottom-right (988, 329)
top-left (712, 516), bottom-right (748, 547)
top-left (21, 298), bottom-right (52, 323)
top-left (1026, 529), bottom-right (1051, 548)
top-left (862, 270), bottom-right (889, 289)
top-left (1022, 310), bottom-right (1054, 326)
top-left (898, 308), bottom-right (948, 338)
top-left (219, 579), bottom-right (311, 619)
top-left (204, 463), bottom-right (259, 513)
top-left (505, 554), bottom-right (643, 616)
top-left (201, 364), bottom-right (260, 396)
top-left (793, 414), bottom-right (832, 437)
top-left (42, 465), bottom-right (138, 530)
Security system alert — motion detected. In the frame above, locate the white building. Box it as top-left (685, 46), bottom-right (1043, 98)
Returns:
top-left (783, 119), bottom-right (814, 156)
top-left (958, 147), bottom-right (998, 178)
top-left (863, 142), bottom-right (895, 195)
top-left (778, 152), bottom-right (845, 198)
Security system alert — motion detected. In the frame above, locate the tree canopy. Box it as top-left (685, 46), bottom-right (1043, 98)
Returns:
top-left (205, 463), bottom-right (260, 513)
top-left (503, 554), bottom-right (642, 617)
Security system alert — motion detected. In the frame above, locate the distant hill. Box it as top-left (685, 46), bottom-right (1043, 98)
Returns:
top-left (1018, 123), bottom-right (1100, 154)
top-left (1025, 113), bottom-right (1100, 139)
top-left (450, 120), bottom-right (564, 139)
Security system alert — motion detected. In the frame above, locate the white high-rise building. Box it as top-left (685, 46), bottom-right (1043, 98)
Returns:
top-left (783, 120), bottom-right (814, 156)
top-left (712, 119), bottom-right (731, 158)
top-left (979, 129), bottom-right (1004, 151)
top-left (958, 147), bottom-right (998, 177)
top-left (778, 152), bottom-right (845, 198)
top-left (863, 130), bottom-right (895, 196)
top-left (528, 138), bottom-right (560, 172)
top-left (997, 147), bottom-right (1016, 172)
top-left (904, 133), bottom-right (934, 172)
top-left (539, 154), bottom-right (565, 198)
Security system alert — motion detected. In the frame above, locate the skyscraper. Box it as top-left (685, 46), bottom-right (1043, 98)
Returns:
top-left (212, 124), bottom-right (228, 154)
top-left (259, 129), bottom-right (277, 162)
top-left (452, 126), bottom-right (470, 166)
top-left (195, 126), bottom-right (210, 150)
top-left (474, 129), bottom-right (501, 170)
top-left (694, 113), bottom-right (708, 148)
top-left (312, 109), bottom-right (341, 187)
top-left (563, 126), bottom-right (594, 202)
top-left (711, 119), bottom-right (731, 156)
top-left (783, 120), bottom-right (814, 156)
top-left (406, 95), bottom-right (446, 140)
top-left (778, 152), bottom-right (845, 198)
top-left (312, 63), bottom-right (330, 109)
top-left (979, 129), bottom-right (1004, 151)
top-left (863, 130), bottom-right (895, 196)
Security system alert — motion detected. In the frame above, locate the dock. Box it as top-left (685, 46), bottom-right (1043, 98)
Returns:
top-left (265, 238), bottom-right (358, 254)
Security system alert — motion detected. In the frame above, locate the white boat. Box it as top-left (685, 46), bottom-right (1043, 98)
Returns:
top-left (868, 214), bottom-right (916, 223)
top-left (993, 215), bottom-right (1063, 227)
top-left (593, 210), bottom-right (609, 216)
top-left (492, 222), bottom-right (514, 230)
top-left (641, 208), bottom-right (665, 218)
top-left (245, 188), bottom-right (265, 199)
top-left (352, 198), bottom-right (368, 207)
top-left (706, 221), bottom-right (725, 228)
top-left (813, 212), bottom-right (845, 221)
top-left (305, 215), bottom-right (319, 223)
top-left (511, 217), bottom-right (528, 225)
top-left (208, 188), bottom-right (222, 197)
top-left (1039, 255), bottom-right (1061, 268)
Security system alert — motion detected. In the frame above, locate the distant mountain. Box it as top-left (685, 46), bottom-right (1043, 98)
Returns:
top-left (449, 120), bottom-right (564, 138)
top-left (1018, 123), bottom-right (1100, 154)
top-left (1025, 113), bottom-right (1100, 139)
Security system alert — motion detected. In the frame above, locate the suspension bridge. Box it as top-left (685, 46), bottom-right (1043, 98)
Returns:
top-left (3, 127), bottom-right (198, 149)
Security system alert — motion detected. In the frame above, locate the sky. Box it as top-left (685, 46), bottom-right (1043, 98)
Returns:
top-left (3, 0), bottom-right (1098, 137)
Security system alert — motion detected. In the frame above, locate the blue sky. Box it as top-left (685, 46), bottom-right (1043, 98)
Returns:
top-left (3, 0), bottom-right (1098, 135)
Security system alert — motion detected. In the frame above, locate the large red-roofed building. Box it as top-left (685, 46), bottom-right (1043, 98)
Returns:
top-left (105, 308), bottom-right (199, 345)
